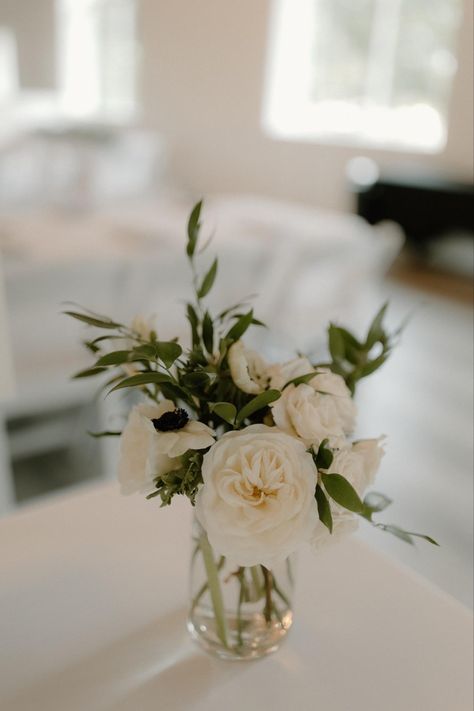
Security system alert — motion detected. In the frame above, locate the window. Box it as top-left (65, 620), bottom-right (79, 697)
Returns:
top-left (57, 0), bottom-right (138, 120)
top-left (263, 0), bottom-right (463, 152)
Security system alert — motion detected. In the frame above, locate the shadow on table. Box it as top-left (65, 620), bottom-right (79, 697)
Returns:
top-left (4, 607), bottom-right (247, 711)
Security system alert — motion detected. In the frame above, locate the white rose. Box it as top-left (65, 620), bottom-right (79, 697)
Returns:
top-left (270, 370), bottom-right (356, 448)
top-left (267, 356), bottom-right (313, 390)
top-left (195, 424), bottom-right (318, 568)
top-left (326, 437), bottom-right (385, 494)
top-left (310, 369), bottom-right (356, 434)
top-left (227, 341), bottom-right (269, 394)
top-left (151, 402), bottom-right (215, 457)
top-left (118, 401), bottom-right (179, 496)
top-left (311, 437), bottom-right (385, 550)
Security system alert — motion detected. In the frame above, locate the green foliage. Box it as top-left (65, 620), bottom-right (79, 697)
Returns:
top-left (315, 484), bottom-right (333, 533)
top-left (226, 309), bottom-right (254, 341)
top-left (198, 258), bottom-right (218, 298)
top-left (210, 402), bottom-right (237, 425)
top-left (186, 200), bottom-right (202, 258)
top-left (324, 302), bottom-right (397, 394)
top-left (236, 389), bottom-right (281, 424)
top-left (322, 473), bottom-right (365, 513)
top-left (64, 311), bottom-right (123, 329)
top-left (147, 451), bottom-right (204, 506)
top-left (314, 438), bottom-right (334, 470)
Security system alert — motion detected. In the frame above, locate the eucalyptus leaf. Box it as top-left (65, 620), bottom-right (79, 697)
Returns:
top-left (198, 257), bottom-right (218, 298)
top-left (210, 402), bottom-right (237, 425)
top-left (315, 484), bottom-right (333, 533)
top-left (236, 389), bottom-right (280, 423)
top-left (322, 473), bottom-right (365, 513)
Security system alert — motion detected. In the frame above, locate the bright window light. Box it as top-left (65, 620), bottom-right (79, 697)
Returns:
top-left (263, 0), bottom-right (463, 152)
top-left (57, 0), bottom-right (138, 120)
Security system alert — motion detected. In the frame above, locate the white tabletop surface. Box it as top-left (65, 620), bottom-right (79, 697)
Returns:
top-left (1, 482), bottom-right (472, 711)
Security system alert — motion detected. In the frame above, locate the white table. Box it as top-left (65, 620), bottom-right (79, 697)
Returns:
top-left (1, 482), bottom-right (472, 711)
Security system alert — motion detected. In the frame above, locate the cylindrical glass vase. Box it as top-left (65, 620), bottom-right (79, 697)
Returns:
top-left (187, 516), bottom-right (296, 660)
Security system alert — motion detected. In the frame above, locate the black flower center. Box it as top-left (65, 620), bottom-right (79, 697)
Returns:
top-left (152, 408), bottom-right (189, 432)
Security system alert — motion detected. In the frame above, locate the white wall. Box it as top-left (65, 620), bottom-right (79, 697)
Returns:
top-left (0, 0), bottom-right (56, 89)
top-left (139, 0), bottom-right (474, 211)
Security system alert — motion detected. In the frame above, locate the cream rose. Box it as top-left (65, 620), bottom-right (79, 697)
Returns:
top-left (118, 401), bottom-right (179, 496)
top-left (227, 341), bottom-right (269, 394)
top-left (195, 425), bottom-right (318, 568)
top-left (270, 370), bottom-right (356, 448)
top-left (267, 356), bottom-right (313, 390)
top-left (311, 437), bottom-right (385, 549)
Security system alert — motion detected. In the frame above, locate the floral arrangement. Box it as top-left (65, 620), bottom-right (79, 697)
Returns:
top-left (67, 201), bottom-right (436, 657)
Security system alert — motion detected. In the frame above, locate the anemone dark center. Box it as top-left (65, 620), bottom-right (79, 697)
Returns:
top-left (152, 408), bottom-right (189, 432)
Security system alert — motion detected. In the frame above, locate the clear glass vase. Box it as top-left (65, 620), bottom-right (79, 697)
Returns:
top-left (187, 516), bottom-right (296, 660)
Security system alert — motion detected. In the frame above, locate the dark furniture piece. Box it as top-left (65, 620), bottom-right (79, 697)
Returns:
top-left (352, 169), bottom-right (473, 251)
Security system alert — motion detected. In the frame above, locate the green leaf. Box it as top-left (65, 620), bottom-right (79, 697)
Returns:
top-left (322, 473), bottom-right (365, 513)
top-left (108, 372), bottom-right (173, 393)
top-left (358, 352), bottom-right (390, 378)
top-left (231, 313), bottom-right (267, 328)
top-left (236, 389), bottom-right (281, 423)
top-left (337, 327), bottom-right (363, 350)
top-left (96, 350), bottom-right (132, 366)
top-left (382, 525), bottom-right (415, 545)
top-left (408, 532), bottom-right (439, 546)
top-left (131, 344), bottom-right (158, 359)
top-left (198, 257), bottom-right (218, 299)
top-left (283, 372), bottom-right (318, 389)
top-left (64, 311), bottom-right (122, 329)
top-left (315, 439), bottom-right (334, 470)
top-left (182, 371), bottom-right (210, 389)
top-left (315, 484), bottom-right (333, 533)
top-left (202, 311), bottom-right (214, 354)
top-left (364, 491), bottom-right (393, 513)
top-left (72, 366), bottom-right (107, 379)
top-left (226, 309), bottom-right (254, 342)
top-left (155, 341), bottom-right (183, 368)
top-left (186, 200), bottom-right (202, 258)
top-left (210, 402), bottom-right (237, 425)
top-left (186, 303), bottom-right (200, 348)
top-left (365, 302), bottom-right (388, 350)
top-left (328, 324), bottom-right (345, 361)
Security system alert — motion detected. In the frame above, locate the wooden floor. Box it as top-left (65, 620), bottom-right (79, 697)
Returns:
top-left (355, 262), bottom-right (473, 608)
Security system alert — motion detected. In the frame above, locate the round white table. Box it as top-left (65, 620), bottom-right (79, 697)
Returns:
top-left (0, 482), bottom-right (472, 711)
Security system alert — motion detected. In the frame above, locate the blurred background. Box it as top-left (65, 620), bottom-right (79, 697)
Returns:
top-left (0, 1), bottom-right (472, 606)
